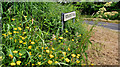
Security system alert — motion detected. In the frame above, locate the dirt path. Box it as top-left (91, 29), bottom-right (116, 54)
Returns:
top-left (86, 25), bottom-right (119, 65)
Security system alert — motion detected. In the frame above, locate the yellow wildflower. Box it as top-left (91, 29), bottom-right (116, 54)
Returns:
top-left (26, 27), bottom-right (29, 29)
top-left (15, 39), bottom-right (16, 43)
top-left (76, 60), bottom-right (80, 63)
top-left (49, 54), bottom-right (54, 58)
top-left (31, 42), bottom-right (35, 44)
top-left (22, 37), bottom-right (25, 40)
top-left (32, 64), bottom-right (34, 66)
top-left (81, 64), bottom-right (86, 65)
top-left (19, 53), bottom-right (22, 56)
top-left (50, 51), bottom-right (53, 53)
top-left (14, 28), bottom-right (17, 30)
top-left (28, 46), bottom-right (32, 49)
top-left (29, 52), bottom-right (32, 55)
top-left (29, 40), bottom-right (31, 42)
top-left (10, 37), bottom-right (13, 39)
top-left (45, 47), bottom-right (48, 49)
top-left (23, 42), bottom-right (27, 44)
top-left (23, 32), bottom-right (26, 34)
top-left (16, 61), bottom-right (21, 65)
top-left (37, 62), bottom-right (41, 65)
top-left (13, 31), bottom-right (17, 33)
top-left (91, 64), bottom-right (94, 65)
top-left (18, 27), bottom-right (22, 30)
top-left (48, 60), bottom-right (52, 64)
top-left (13, 50), bottom-right (18, 53)
top-left (71, 54), bottom-right (76, 57)
top-left (72, 39), bottom-right (74, 41)
top-left (8, 32), bottom-right (12, 35)
top-left (66, 30), bottom-right (68, 33)
top-left (68, 47), bottom-right (70, 51)
top-left (10, 62), bottom-right (16, 66)
top-left (41, 47), bottom-right (44, 49)
top-left (9, 54), bottom-right (13, 58)
top-left (16, 31), bottom-right (19, 33)
top-left (62, 52), bottom-right (66, 56)
top-left (77, 56), bottom-right (79, 58)
top-left (0, 56), bottom-right (2, 59)
top-left (52, 47), bottom-right (55, 50)
top-left (65, 58), bottom-right (70, 62)
top-left (54, 38), bottom-right (56, 40)
top-left (12, 18), bottom-right (15, 21)
top-left (19, 40), bottom-right (23, 43)
top-left (77, 54), bottom-right (80, 57)
top-left (24, 16), bottom-right (27, 18)
top-left (55, 61), bottom-right (58, 64)
top-left (38, 55), bottom-right (41, 57)
top-left (46, 50), bottom-right (49, 53)
top-left (59, 37), bottom-right (63, 39)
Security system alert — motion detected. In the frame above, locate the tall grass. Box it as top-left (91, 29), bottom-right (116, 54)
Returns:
top-left (1, 2), bottom-right (93, 66)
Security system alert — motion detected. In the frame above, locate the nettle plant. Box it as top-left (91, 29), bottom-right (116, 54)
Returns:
top-left (93, 2), bottom-right (119, 20)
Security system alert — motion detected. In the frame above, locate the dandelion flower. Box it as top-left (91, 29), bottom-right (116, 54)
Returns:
top-left (23, 42), bottom-right (27, 44)
top-left (16, 61), bottom-right (21, 65)
top-left (9, 54), bottom-right (13, 58)
top-left (32, 64), bottom-right (34, 66)
top-left (22, 37), bottom-right (25, 40)
top-left (77, 54), bottom-right (80, 57)
top-left (62, 52), bottom-right (66, 56)
top-left (26, 27), bottom-right (29, 29)
top-left (72, 39), bottom-right (74, 41)
top-left (29, 52), bottom-right (32, 55)
top-left (41, 47), bottom-right (44, 49)
top-left (18, 27), bottom-right (22, 30)
top-left (13, 31), bottom-right (17, 33)
top-left (12, 18), bottom-right (15, 21)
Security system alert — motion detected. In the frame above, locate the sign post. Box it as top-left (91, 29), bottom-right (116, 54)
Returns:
top-left (61, 11), bottom-right (76, 32)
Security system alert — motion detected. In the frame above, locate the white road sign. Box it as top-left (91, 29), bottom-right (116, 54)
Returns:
top-left (64, 11), bottom-right (76, 21)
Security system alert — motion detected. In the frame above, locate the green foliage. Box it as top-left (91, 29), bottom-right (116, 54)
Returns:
top-left (2, 2), bottom-right (93, 66)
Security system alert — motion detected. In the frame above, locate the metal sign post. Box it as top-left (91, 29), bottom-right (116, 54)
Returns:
top-left (61, 11), bottom-right (76, 32)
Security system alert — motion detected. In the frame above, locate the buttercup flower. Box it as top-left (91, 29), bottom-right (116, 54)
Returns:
top-left (14, 28), bottom-right (17, 30)
top-left (72, 39), bottom-right (74, 41)
top-left (16, 61), bottom-right (21, 65)
top-left (12, 18), bottom-right (15, 21)
top-left (59, 37), bottom-right (63, 39)
top-left (76, 60), bottom-right (80, 63)
top-left (62, 52), bottom-right (66, 56)
top-left (71, 54), bottom-right (76, 57)
top-left (48, 60), bottom-right (52, 64)
top-left (29, 52), bottom-right (32, 55)
top-left (10, 62), bottom-right (16, 66)
top-left (19, 40), bottom-right (23, 43)
top-left (52, 47), bottom-right (55, 50)
top-left (8, 32), bottom-right (12, 35)
top-left (9, 54), bottom-right (13, 58)
top-left (38, 55), bottom-right (41, 57)
top-left (77, 54), bottom-right (80, 56)
top-left (26, 27), bottom-right (29, 29)
top-left (49, 54), bottom-right (54, 58)
top-left (13, 31), bottom-right (17, 33)
top-left (65, 58), bottom-right (70, 62)
top-left (13, 50), bottom-right (18, 53)
top-left (38, 62), bottom-right (41, 65)
top-left (28, 46), bottom-right (32, 49)
top-left (31, 42), bottom-right (35, 44)
top-left (19, 53), bottom-right (22, 56)
top-left (41, 47), bottom-right (44, 49)
top-left (55, 61), bottom-right (58, 64)
top-left (18, 27), bottom-right (22, 30)
top-left (68, 47), bottom-right (70, 51)
top-left (46, 50), bottom-right (49, 53)
top-left (23, 42), bottom-right (27, 44)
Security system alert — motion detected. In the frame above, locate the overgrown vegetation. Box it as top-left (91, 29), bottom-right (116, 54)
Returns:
top-left (1, 2), bottom-right (94, 66)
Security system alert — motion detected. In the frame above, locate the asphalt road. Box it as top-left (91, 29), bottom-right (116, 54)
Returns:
top-left (83, 20), bottom-right (120, 31)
